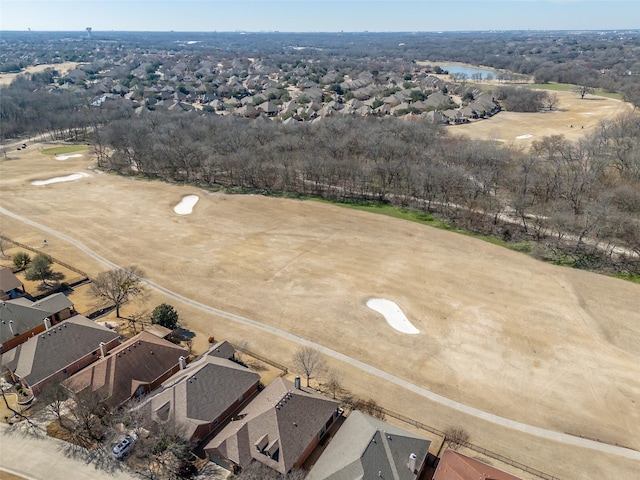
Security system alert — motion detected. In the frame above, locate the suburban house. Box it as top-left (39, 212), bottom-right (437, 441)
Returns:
top-left (62, 331), bottom-right (188, 409)
top-left (205, 377), bottom-right (340, 475)
top-left (306, 410), bottom-right (431, 480)
top-left (432, 449), bottom-right (523, 480)
top-left (135, 347), bottom-right (261, 446)
top-left (0, 292), bottom-right (76, 353)
top-left (0, 315), bottom-right (120, 395)
top-left (0, 266), bottom-right (25, 300)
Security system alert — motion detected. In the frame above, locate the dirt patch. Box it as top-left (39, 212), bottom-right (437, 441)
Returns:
top-left (1, 141), bottom-right (639, 479)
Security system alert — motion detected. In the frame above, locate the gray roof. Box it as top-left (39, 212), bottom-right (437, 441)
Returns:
top-left (139, 354), bottom-right (260, 443)
top-left (1, 293), bottom-right (74, 347)
top-left (1, 301), bottom-right (49, 346)
top-left (1, 315), bottom-right (120, 388)
top-left (207, 340), bottom-right (236, 360)
top-left (307, 411), bottom-right (431, 480)
top-left (31, 293), bottom-right (73, 314)
top-left (206, 377), bottom-right (339, 474)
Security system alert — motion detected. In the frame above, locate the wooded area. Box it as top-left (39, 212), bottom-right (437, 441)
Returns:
top-left (1, 30), bottom-right (639, 276)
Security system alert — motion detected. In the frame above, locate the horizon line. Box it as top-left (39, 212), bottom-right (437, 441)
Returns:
top-left (2, 28), bottom-right (639, 34)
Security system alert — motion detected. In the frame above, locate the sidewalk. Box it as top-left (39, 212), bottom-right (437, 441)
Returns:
top-left (0, 423), bottom-right (138, 480)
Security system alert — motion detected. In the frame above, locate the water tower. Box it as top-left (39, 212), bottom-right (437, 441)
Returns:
top-left (86, 27), bottom-right (92, 39)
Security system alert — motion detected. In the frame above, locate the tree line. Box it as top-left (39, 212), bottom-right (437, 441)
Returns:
top-left (94, 110), bottom-right (640, 276)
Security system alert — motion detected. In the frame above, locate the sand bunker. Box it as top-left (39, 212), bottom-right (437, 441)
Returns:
top-left (516, 134), bottom-right (533, 139)
top-left (55, 153), bottom-right (83, 161)
top-left (366, 298), bottom-right (420, 334)
top-left (31, 172), bottom-right (89, 186)
top-left (174, 195), bottom-right (199, 215)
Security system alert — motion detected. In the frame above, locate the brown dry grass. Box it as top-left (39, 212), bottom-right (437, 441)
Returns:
top-left (1, 110), bottom-right (639, 479)
top-left (0, 470), bottom-right (28, 480)
top-left (449, 89), bottom-right (631, 148)
top-left (0, 62), bottom-right (81, 87)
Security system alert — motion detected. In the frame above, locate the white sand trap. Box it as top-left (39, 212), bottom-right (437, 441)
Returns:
top-left (31, 172), bottom-right (89, 186)
top-left (174, 195), bottom-right (199, 215)
top-left (55, 153), bottom-right (83, 160)
top-left (366, 298), bottom-right (420, 334)
top-left (515, 134), bottom-right (533, 139)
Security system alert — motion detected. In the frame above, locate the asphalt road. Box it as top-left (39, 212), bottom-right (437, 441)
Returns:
top-left (0, 423), bottom-right (137, 480)
top-left (1, 205), bottom-right (638, 462)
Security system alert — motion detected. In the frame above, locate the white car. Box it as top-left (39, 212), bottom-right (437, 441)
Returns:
top-left (113, 433), bottom-right (138, 459)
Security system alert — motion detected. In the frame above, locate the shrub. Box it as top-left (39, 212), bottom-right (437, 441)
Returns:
top-left (12, 252), bottom-right (30, 270)
top-left (151, 303), bottom-right (179, 330)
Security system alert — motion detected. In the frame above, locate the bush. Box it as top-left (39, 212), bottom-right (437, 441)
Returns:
top-left (12, 252), bottom-right (31, 270)
top-left (151, 303), bottom-right (179, 330)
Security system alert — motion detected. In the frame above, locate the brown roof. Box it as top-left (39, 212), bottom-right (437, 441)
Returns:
top-left (206, 377), bottom-right (339, 474)
top-left (433, 449), bottom-right (523, 480)
top-left (143, 324), bottom-right (172, 339)
top-left (63, 331), bottom-right (188, 408)
top-left (0, 267), bottom-right (23, 294)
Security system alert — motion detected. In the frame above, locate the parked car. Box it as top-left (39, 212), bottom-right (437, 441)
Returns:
top-left (113, 433), bottom-right (138, 459)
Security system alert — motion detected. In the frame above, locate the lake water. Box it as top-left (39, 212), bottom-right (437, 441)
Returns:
top-left (440, 65), bottom-right (496, 79)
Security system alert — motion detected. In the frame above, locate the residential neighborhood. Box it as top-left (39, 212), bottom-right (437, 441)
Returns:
top-left (0, 246), bottom-right (530, 480)
top-left (3, 27), bottom-right (637, 480)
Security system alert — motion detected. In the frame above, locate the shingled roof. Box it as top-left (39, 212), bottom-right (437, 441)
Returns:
top-left (306, 411), bottom-right (431, 480)
top-left (138, 352), bottom-right (260, 444)
top-left (1, 315), bottom-right (119, 390)
top-left (433, 449), bottom-right (523, 480)
top-left (63, 331), bottom-right (188, 408)
top-left (0, 267), bottom-right (23, 298)
top-left (0, 300), bottom-right (49, 347)
top-left (206, 377), bottom-right (340, 474)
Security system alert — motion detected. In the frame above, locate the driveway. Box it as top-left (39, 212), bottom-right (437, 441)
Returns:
top-left (0, 423), bottom-right (138, 480)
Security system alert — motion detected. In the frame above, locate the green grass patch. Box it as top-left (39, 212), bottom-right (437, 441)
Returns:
top-left (609, 272), bottom-right (640, 284)
top-left (312, 199), bottom-right (538, 254)
top-left (527, 83), bottom-right (623, 100)
top-left (527, 83), bottom-right (574, 92)
top-left (41, 145), bottom-right (90, 155)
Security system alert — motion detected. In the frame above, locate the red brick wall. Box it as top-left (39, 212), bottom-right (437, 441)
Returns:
top-left (2, 324), bottom-right (46, 353)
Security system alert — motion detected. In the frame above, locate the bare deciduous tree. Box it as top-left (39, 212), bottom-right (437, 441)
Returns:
top-left (293, 347), bottom-right (324, 387)
top-left (234, 339), bottom-right (249, 363)
top-left (0, 233), bottom-right (8, 257)
top-left (39, 382), bottom-right (69, 429)
top-left (90, 266), bottom-right (147, 318)
top-left (444, 426), bottom-right (470, 451)
top-left (574, 84), bottom-right (595, 99)
top-left (324, 368), bottom-right (342, 400)
top-left (353, 397), bottom-right (385, 420)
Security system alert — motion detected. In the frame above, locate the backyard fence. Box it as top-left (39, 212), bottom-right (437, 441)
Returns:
top-left (1, 235), bottom-right (89, 279)
top-left (229, 343), bottom-right (289, 376)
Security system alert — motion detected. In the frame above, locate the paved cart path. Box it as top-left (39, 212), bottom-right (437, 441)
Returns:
top-left (1, 205), bottom-right (638, 461)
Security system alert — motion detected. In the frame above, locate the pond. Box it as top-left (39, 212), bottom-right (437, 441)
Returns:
top-left (440, 65), bottom-right (497, 80)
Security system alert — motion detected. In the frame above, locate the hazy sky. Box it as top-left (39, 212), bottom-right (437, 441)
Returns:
top-left (1, 1), bottom-right (638, 32)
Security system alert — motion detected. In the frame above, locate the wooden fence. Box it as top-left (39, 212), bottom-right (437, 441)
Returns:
top-left (1, 235), bottom-right (88, 279)
top-left (229, 343), bottom-right (288, 376)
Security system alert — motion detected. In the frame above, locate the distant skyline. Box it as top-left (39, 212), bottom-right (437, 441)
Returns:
top-left (1, 1), bottom-right (638, 32)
